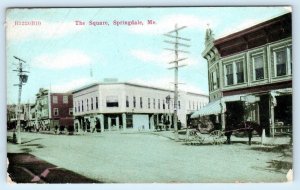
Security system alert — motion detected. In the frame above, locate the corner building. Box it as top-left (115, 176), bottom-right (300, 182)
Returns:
top-left (72, 82), bottom-right (208, 132)
top-left (193, 12), bottom-right (292, 137)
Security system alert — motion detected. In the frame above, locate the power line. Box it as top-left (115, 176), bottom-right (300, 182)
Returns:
top-left (163, 24), bottom-right (190, 141)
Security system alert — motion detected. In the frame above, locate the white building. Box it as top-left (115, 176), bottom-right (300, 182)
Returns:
top-left (72, 82), bottom-right (208, 132)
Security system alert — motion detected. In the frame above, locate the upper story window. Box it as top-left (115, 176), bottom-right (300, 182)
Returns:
top-left (236, 61), bottom-right (244, 83)
top-left (96, 97), bottom-right (99, 109)
top-left (178, 101), bottom-right (181, 109)
top-left (106, 96), bottom-right (119, 107)
top-left (82, 100), bottom-right (84, 112)
top-left (153, 98), bottom-right (156, 109)
top-left (133, 96), bottom-right (136, 108)
top-left (252, 54), bottom-right (264, 80)
top-left (225, 59), bottom-right (244, 86)
top-left (74, 102), bottom-right (77, 113)
top-left (126, 96), bottom-right (129, 108)
top-left (210, 70), bottom-right (219, 90)
top-left (163, 100), bottom-right (165, 109)
top-left (158, 99), bottom-right (160, 109)
top-left (86, 99), bottom-right (89, 111)
top-left (273, 47), bottom-right (292, 77)
top-left (148, 98), bottom-right (150, 109)
top-left (140, 97), bottom-right (143, 108)
top-left (91, 97), bottom-right (94, 110)
top-left (53, 96), bottom-right (58, 104)
top-left (63, 96), bottom-right (68, 104)
top-left (78, 101), bottom-right (80, 112)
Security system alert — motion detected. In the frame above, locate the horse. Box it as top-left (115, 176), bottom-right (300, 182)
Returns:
top-left (225, 121), bottom-right (263, 145)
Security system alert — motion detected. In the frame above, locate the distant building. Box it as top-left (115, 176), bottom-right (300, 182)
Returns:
top-left (193, 12), bottom-right (292, 136)
top-left (31, 88), bottom-right (73, 132)
top-left (72, 82), bottom-right (208, 132)
top-left (7, 103), bottom-right (32, 130)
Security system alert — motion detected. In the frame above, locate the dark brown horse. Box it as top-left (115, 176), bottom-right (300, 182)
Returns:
top-left (225, 121), bottom-right (263, 145)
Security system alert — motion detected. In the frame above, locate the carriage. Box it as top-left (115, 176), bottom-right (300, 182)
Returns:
top-left (185, 117), bottom-right (262, 145)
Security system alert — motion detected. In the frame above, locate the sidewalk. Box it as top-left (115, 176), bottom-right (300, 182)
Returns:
top-left (7, 153), bottom-right (101, 183)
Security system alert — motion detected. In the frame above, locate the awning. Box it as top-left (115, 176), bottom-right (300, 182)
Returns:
top-left (191, 100), bottom-right (223, 118)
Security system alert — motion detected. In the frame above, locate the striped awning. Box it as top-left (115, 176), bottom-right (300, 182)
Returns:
top-left (191, 100), bottom-right (223, 118)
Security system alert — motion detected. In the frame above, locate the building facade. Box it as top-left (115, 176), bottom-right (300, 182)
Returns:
top-left (72, 82), bottom-right (208, 132)
top-left (193, 12), bottom-right (292, 137)
top-left (31, 88), bottom-right (74, 132)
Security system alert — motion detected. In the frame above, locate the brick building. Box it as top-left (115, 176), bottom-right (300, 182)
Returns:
top-left (192, 12), bottom-right (292, 137)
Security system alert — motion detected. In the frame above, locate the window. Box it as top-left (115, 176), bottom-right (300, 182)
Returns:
top-left (211, 71), bottom-right (218, 90)
top-left (78, 101), bottom-right (80, 112)
top-left (153, 98), bottom-right (156, 109)
top-left (53, 96), bottom-right (58, 104)
top-left (273, 47), bottom-right (292, 77)
top-left (53, 108), bottom-right (59, 116)
top-left (63, 96), bottom-right (68, 104)
top-left (158, 99), bottom-right (160, 109)
top-left (87, 99), bottom-right (89, 111)
top-left (96, 97), bottom-right (98, 109)
top-left (91, 98), bottom-right (94, 110)
top-left (178, 101), bottom-right (181, 109)
top-left (148, 98), bottom-right (150, 109)
top-left (82, 100), bottom-right (84, 112)
top-left (225, 60), bottom-right (244, 86)
top-left (133, 96), bottom-right (136, 108)
top-left (106, 96), bottom-right (119, 107)
top-left (193, 101), bottom-right (195, 110)
top-left (74, 102), bottom-right (77, 113)
top-left (126, 96), bottom-right (129, 108)
top-left (253, 54), bottom-right (264, 80)
top-left (236, 61), bottom-right (244, 83)
top-left (163, 100), bottom-right (165, 109)
top-left (226, 64), bottom-right (234, 85)
top-left (69, 108), bottom-right (73, 116)
top-left (140, 97), bottom-right (143, 108)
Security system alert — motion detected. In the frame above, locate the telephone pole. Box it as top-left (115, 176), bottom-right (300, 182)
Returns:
top-left (164, 24), bottom-right (190, 141)
top-left (13, 56), bottom-right (29, 144)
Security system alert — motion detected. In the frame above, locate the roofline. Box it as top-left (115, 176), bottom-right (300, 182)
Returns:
top-left (72, 82), bottom-right (208, 97)
top-left (214, 12), bottom-right (291, 45)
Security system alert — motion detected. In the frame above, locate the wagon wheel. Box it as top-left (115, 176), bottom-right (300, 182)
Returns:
top-left (209, 130), bottom-right (226, 145)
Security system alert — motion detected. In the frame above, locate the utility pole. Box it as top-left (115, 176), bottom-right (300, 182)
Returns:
top-left (164, 24), bottom-right (190, 141)
top-left (13, 56), bottom-right (29, 144)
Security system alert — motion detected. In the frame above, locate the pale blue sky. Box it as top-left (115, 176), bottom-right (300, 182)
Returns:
top-left (6, 7), bottom-right (291, 104)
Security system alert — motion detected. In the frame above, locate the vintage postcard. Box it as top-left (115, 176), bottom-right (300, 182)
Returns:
top-left (6, 7), bottom-right (292, 183)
